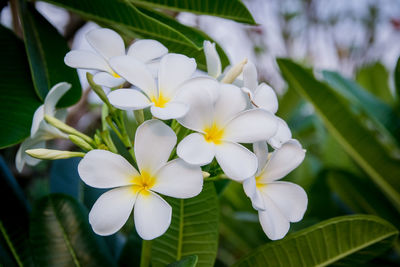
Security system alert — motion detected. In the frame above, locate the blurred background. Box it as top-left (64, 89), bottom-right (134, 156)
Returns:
top-left (1, 0), bottom-right (400, 266)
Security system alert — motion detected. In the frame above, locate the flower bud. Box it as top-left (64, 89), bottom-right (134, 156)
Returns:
top-left (25, 149), bottom-right (85, 160)
top-left (221, 58), bottom-right (248, 84)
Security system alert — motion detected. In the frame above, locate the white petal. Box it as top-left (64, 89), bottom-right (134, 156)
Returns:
top-left (109, 56), bottom-right (157, 98)
top-left (268, 118), bottom-right (292, 149)
top-left (253, 141), bottom-right (269, 173)
top-left (258, 194), bottom-right (290, 240)
top-left (78, 149), bottom-right (138, 188)
top-left (204, 41), bottom-right (221, 78)
top-left (150, 101), bottom-right (189, 120)
top-left (16, 138), bottom-right (45, 172)
top-left (223, 109), bottom-right (278, 143)
top-left (30, 105), bottom-right (45, 138)
top-left (176, 77), bottom-right (218, 132)
top-left (134, 120), bottom-right (176, 175)
top-left (44, 82), bottom-right (71, 115)
top-left (89, 186), bottom-right (137, 236)
top-left (177, 133), bottom-right (215, 166)
top-left (243, 61), bottom-right (258, 91)
top-left (215, 141), bottom-right (257, 181)
top-left (152, 159), bottom-right (203, 198)
top-left (264, 182), bottom-right (307, 222)
top-left (158, 54), bottom-right (196, 98)
top-left (93, 72), bottom-right (125, 88)
top-left (134, 191), bottom-right (172, 240)
top-left (243, 177), bottom-right (265, 211)
top-left (64, 50), bottom-right (111, 72)
top-left (253, 83), bottom-right (278, 113)
top-left (86, 28), bottom-right (125, 60)
top-left (213, 84), bottom-right (247, 125)
top-left (127, 39), bottom-right (168, 63)
top-left (259, 140), bottom-right (306, 183)
top-left (54, 109), bottom-right (68, 122)
top-left (108, 89), bottom-right (152, 111)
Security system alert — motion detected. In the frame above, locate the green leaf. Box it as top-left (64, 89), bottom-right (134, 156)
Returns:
top-left (0, 156), bottom-right (34, 266)
top-left (233, 215), bottom-right (399, 266)
top-left (41, 0), bottom-right (207, 64)
top-left (277, 58), bottom-right (400, 212)
top-left (356, 62), bottom-right (394, 105)
top-left (327, 170), bottom-right (400, 227)
top-left (322, 70), bottom-right (400, 142)
top-left (167, 255), bottom-right (198, 267)
top-left (0, 25), bottom-right (41, 149)
top-left (151, 182), bottom-right (219, 267)
top-left (17, 1), bottom-right (81, 107)
top-left (50, 158), bottom-right (81, 199)
top-left (136, 7), bottom-right (230, 70)
top-left (129, 0), bottom-right (256, 24)
top-left (395, 56), bottom-right (400, 102)
top-left (30, 194), bottom-right (116, 267)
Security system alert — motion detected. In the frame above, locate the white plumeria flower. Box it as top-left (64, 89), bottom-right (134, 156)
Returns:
top-left (243, 140), bottom-right (307, 240)
top-left (242, 61), bottom-right (291, 148)
top-left (64, 28), bottom-right (168, 87)
top-left (107, 53), bottom-right (197, 120)
top-left (176, 79), bottom-right (278, 181)
top-left (78, 120), bottom-right (203, 239)
top-left (16, 82), bottom-right (71, 172)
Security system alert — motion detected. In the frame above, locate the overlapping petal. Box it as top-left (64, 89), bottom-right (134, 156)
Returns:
top-left (257, 140), bottom-right (305, 183)
top-left (93, 72), bottom-right (125, 88)
top-left (152, 159), bottom-right (203, 198)
top-left (223, 109), bottom-right (278, 143)
top-left (243, 177), bottom-right (265, 211)
top-left (86, 28), bottom-right (125, 60)
top-left (215, 142), bottom-right (257, 181)
top-left (253, 141), bottom-right (269, 172)
top-left (134, 120), bottom-right (177, 175)
top-left (253, 83), bottom-right (278, 113)
top-left (16, 138), bottom-right (45, 172)
top-left (109, 56), bottom-right (157, 98)
top-left (150, 102), bottom-right (189, 120)
top-left (258, 194), bottom-right (290, 240)
top-left (64, 50), bottom-right (111, 72)
top-left (243, 61), bottom-right (258, 91)
top-left (89, 186), bottom-right (137, 236)
top-left (127, 39), bottom-right (168, 63)
top-left (177, 133), bottom-right (215, 166)
top-left (268, 117), bottom-right (292, 149)
top-left (43, 82), bottom-right (71, 115)
top-left (134, 191), bottom-right (172, 240)
top-left (108, 89), bottom-right (151, 111)
top-left (158, 54), bottom-right (196, 98)
top-left (213, 84), bottom-right (247, 125)
top-left (78, 149), bottom-right (139, 188)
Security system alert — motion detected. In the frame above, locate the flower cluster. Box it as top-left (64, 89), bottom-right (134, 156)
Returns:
top-left (21, 28), bottom-right (307, 241)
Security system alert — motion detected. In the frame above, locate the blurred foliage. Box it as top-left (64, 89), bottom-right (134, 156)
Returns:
top-left (1, 0), bottom-right (400, 266)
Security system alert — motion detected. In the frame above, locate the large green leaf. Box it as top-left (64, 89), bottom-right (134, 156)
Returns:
top-left (30, 194), bottom-right (116, 266)
top-left (151, 182), bottom-right (219, 267)
top-left (277, 58), bottom-right (400, 212)
top-left (137, 7), bottom-right (230, 70)
top-left (18, 1), bottom-right (81, 107)
top-left (233, 215), bottom-right (399, 266)
top-left (166, 255), bottom-right (198, 267)
top-left (129, 0), bottom-right (256, 24)
top-left (356, 62), bottom-right (394, 105)
top-left (0, 156), bottom-right (33, 266)
top-left (42, 0), bottom-right (208, 65)
top-left (0, 25), bottom-right (41, 149)
top-left (322, 70), bottom-right (400, 141)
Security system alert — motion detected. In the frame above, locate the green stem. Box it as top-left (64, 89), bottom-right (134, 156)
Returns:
top-left (140, 240), bottom-right (152, 267)
top-left (134, 110), bottom-right (144, 125)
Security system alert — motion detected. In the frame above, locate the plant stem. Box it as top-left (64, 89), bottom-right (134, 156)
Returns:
top-left (140, 240), bottom-right (152, 267)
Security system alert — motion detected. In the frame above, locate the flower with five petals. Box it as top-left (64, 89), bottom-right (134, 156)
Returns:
top-left (64, 28), bottom-right (168, 87)
top-left (176, 79), bottom-right (278, 181)
top-left (243, 140), bottom-right (307, 240)
top-left (78, 120), bottom-right (203, 239)
top-left (107, 53), bottom-right (197, 120)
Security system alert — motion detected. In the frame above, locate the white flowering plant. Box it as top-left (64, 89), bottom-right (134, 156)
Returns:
top-left (2, 1), bottom-right (400, 267)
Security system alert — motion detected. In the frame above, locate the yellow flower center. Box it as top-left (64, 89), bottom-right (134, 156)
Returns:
top-left (131, 170), bottom-right (156, 195)
top-left (111, 70), bottom-right (121, 78)
top-left (255, 175), bottom-right (266, 190)
top-left (151, 92), bottom-right (170, 108)
top-left (203, 124), bottom-right (225, 144)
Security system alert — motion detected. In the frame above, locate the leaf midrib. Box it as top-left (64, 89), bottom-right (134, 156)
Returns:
top-left (50, 198), bottom-right (81, 267)
top-left (0, 221), bottom-right (23, 267)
